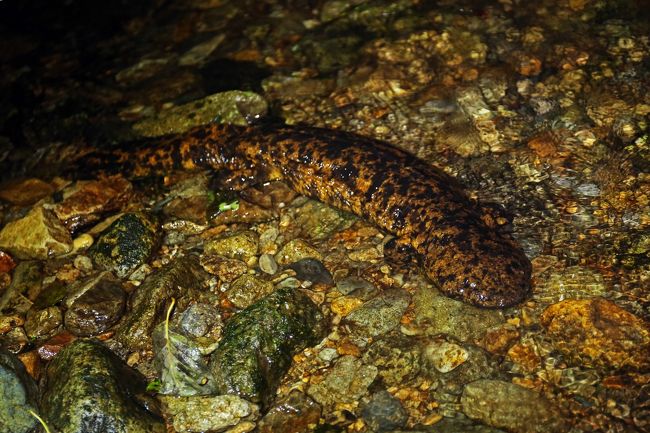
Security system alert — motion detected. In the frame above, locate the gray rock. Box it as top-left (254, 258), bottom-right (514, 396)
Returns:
top-left (362, 334), bottom-right (421, 388)
top-left (345, 289), bottom-right (410, 339)
top-left (90, 212), bottom-right (158, 278)
top-left (64, 272), bottom-right (126, 336)
top-left (461, 379), bottom-right (568, 433)
top-left (160, 394), bottom-right (258, 433)
top-left (307, 355), bottom-right (377, 407)
top-left (41, 340), bottom-right (165, 433)
top-left (286, 258), bottom-right (333, 285)
top-left (413, 287), bottom-right (504, 341)
top-left (0, 348), bottom-right (39, 433)
top-left (362, 390), bottom-right (408, 432)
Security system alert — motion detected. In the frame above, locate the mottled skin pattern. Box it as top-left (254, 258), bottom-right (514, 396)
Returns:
top-left (75, 122), bottom-right (531, 308)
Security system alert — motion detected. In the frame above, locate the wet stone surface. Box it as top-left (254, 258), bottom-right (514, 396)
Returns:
top-left (0, 348), bottom-right (40, 433)
top-left (90, 212), bottom-right (158, 278)
top-left (0, 0), bottom-right (649, 431)
top-left (41, 339), bottom-right (165, 433)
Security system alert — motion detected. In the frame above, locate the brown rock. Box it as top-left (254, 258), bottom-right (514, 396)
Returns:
top-left (481, 324), bottom-right (520, 355)
top-left (540, 298), bottom-right (650, 370)
top-left (257, 391), bottom-right (321, 433)
top-left (0, 250), bottom-right (16, 273)
top-left (0, 178), bottom-right (54, 206)
top-left (50, 175), bottom-right (132, 232)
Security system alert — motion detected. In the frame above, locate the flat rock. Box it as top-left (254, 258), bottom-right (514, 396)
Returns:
top-left (0, 206), bottom-right (72, 260)
top-left (461, 379), bottom-right (567, 433)
top-left (540, 297), bottom-right (650, 370)
top-left (160, 394), bottom-right (259, 433)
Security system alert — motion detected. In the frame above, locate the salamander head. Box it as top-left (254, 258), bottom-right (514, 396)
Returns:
top-left (424, 231), bottom-right (532, 308)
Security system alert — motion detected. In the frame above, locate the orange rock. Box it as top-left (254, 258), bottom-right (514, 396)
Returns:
top-left (18, 350), bottom-right (42, 380)
top-left (507, 343), bottom-right (541, 372)
top-left (481, 325), bottom-right (520, 355)
top-left (540, 298), bottom-right (650, 370)
top-left (0, 250), bottom-right (16, 273)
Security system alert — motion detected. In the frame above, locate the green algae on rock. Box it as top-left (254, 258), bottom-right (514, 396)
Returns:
top-left (210, 287), bottom-right (326, 406)
top-left (41, 340), bottom-right (165, 433)
top-left (89, 212), bottom-right (158, 279)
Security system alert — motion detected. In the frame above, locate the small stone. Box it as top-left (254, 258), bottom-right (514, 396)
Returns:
top-left (90, 212), bottom-right (158, 278)
top-left (506, 343), bottom-right (541, 373)
top-left (0, 206), bottom-right (73, 260)
top-left (258, 253), bottom-right (278, 275)
top-left (348, 246), bottom-right (382, 262)
top-left (286, 258), bottom-right (333, 285)
top-left (160, 394), bottom-right (259, 433)
top-left (73, 255), bottom-right (93, 272)
top-left (361, 390), bottom-right (408, 432)
top-left (0, 250), bottom-right (16, 273)
top-left (480, 324), bottom-right (520, 355)
top-left (205, 230), bottom-right (259, 263)
top-left (318, 347), bottom-right (339, 362)
top-left (461, 379), bottom-right (567, 433)
top-left (540, 298), bottom-right (650, 370)
top-left (362, 335), bottom-right (422, 387)
top-left (291, 200), bottom-right (356, 241)
top-left (335, 276), bottom-right (375, 295)
top-left (345, 289), bottom-right (410, 338)
top-left (330, 295), bottom-right (364, 317)
top-left (24, 306), bottom-right (62, 339)
top-left (72, 233), bottom-right (94, 251)
top-left (275, 239), bottom-right (322, 265)
top-left (201, 254), bottom-right (248, 282)
top-left (227, 274), bottom-right (275, 309)
top-left (307, 355), bottom-right (377, 407)
top-left (133, 91), bottom-right (268, 136)
top-left (257, 391), bottom-right (321, 433)
top-left (423, 340), bottom-right (469, 373)
top-left (0, 178), bottom-right (54, 206)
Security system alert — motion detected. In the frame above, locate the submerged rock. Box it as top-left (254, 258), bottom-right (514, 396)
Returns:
top-left (0, 206), bottom-right (72, 260)
top-left (41, 340), bottom-right (164, 433)
top-left (307, 355), bottom-right (377, 408)
top-left (90, 212), bottom-right (158, 278)
top-left (413, 287), bottom-right (504, 341)
top-left (210, 287), bottom-right (326, 406)
top-left (160, 394), bottom-right (259, 433)
top-left (344, 288), bottom-right (410, 339)
top-left (361, 390), bottom-right (408, 432)
top-left (461, 380), bottom-right (567, 433)
top-left (0, 348), bottom-right (40, 433)
top-left (540, 297), bottom-right (650, 370)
